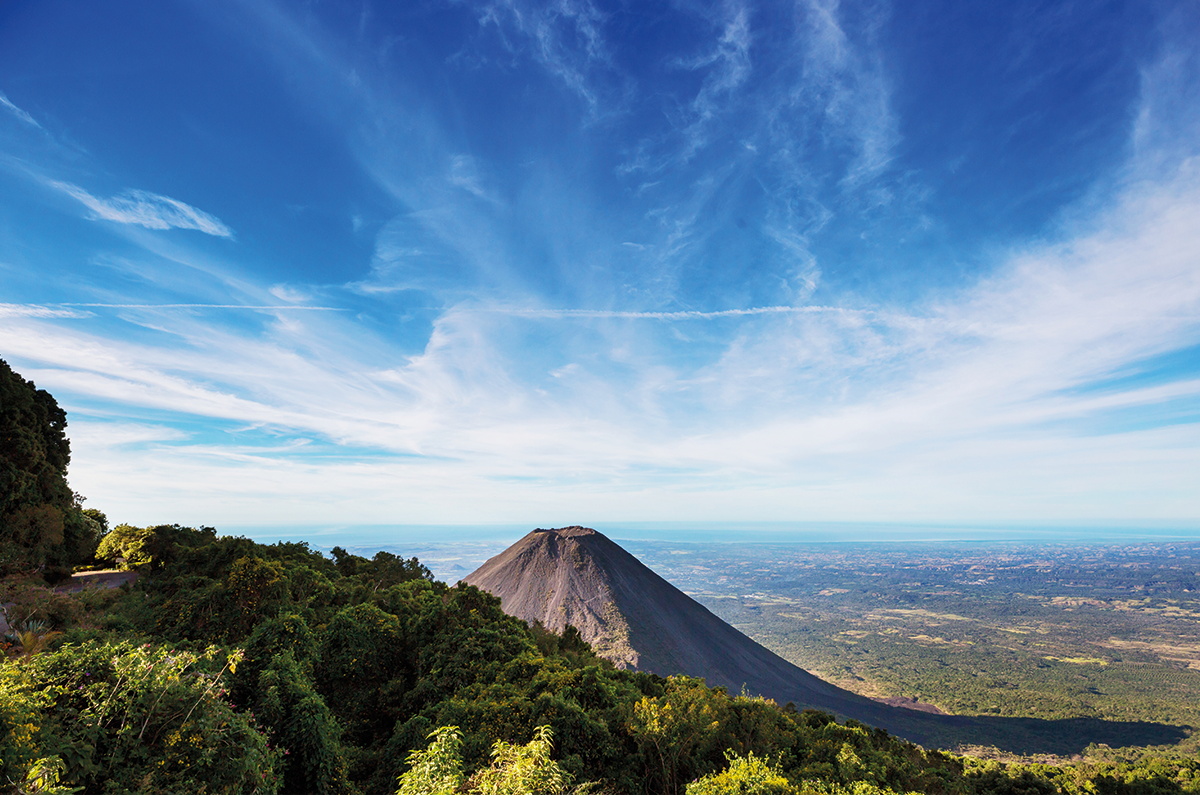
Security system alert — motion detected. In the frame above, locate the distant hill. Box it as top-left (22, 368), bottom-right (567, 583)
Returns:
top-left (465, 527), bottom-right (1188, 753)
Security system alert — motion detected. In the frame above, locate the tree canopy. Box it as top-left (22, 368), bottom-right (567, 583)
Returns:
top-left (0, 358), bottom-right (99, 574)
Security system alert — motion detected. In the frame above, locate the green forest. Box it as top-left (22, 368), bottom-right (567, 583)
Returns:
top-left (3, 359), bottom-right (1200, 795)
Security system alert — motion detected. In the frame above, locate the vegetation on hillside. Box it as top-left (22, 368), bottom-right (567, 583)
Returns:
top-left (0, 359), bottom-right (101, 578)
top-left (1, 522), bottom-right (1198, 794)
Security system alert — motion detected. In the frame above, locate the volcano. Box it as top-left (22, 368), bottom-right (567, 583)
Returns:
top-left (464, 527), bottom-right (881, 718)
top-left (463, 527), bottom-right (1188, 753)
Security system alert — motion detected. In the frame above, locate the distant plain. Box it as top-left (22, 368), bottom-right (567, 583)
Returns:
top-left (625, 538), bottom-right (1200, 758)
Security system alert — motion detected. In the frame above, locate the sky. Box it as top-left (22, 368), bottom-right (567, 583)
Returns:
top-left (1, 0), bottom-right (1199, 533)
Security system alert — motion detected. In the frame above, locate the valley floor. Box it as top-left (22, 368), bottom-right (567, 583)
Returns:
top-left (625, 538), bottom-right (1200, 760)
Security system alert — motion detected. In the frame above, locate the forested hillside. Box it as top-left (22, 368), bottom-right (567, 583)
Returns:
top-left (2, 523), bottom-right (1199, 795)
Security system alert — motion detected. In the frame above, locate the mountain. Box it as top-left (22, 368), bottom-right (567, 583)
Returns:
top-left (464, 527), bottom-right (1187, 753)
top-left (464, 527), bottom-right (888, 716)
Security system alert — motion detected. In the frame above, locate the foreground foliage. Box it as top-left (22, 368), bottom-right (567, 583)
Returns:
top-left (1, 523), bottom-right (1197, 794)
top-left (1, 639), bottom-right (278, 793)
top-left (396, 725), bottom-right (573, 795)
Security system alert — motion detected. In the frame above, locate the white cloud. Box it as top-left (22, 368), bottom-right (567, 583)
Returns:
top-left (683, 168), bottom-right (1200, 479)
top-left (448, 155), bottom-right (499, 202)
top-left (269, 284), bottom-right (312, 303)
top-left (0, 303), bottom-right (91, 319)
top-left (0, 91), bottom-right (41, 128)
top-left (69, 421), bottom-right (189, 447)
top-left (14, 165), bottom-right (1200, 525)
top-left (550, 362), bottom-right (579, 378)
top-left (50, 181), bottom-right (234, 237)
top-left (488, 304), bottom-right (863, 320)
top-left (12, 162), bottom-right (1200, 527)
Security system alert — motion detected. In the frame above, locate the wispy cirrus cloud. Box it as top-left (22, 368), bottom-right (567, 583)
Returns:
top-left (476, 0), bottom-right (614, 115)
top-left (60, 303), bottom-right (344, 311)
top-left (0, 303), bottom-right (91, 319)
top-left (448, 155), bottom-right (500, 203)
top-left (0, 91), bottom-right (41, 128)
top-left (794, 0), bottom-right (897, 188)
top-left (49, 181), bottom-right (234, 237)
top-left (485, 304), bottom-right (867, 320)
top-left (674, 3), bottom-right (754, 160)
top-left (9, 160), bottom-right (1200, 526)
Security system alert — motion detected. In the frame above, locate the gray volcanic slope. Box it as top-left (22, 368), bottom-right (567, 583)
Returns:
top-left (463, 527), bottom-right (1189, 753)
top-left (465, 528), bottom-right (896, 725)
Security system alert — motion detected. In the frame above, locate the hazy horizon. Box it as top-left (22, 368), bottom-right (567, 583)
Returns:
top-left (226, 521), bottom-right (1200, 583)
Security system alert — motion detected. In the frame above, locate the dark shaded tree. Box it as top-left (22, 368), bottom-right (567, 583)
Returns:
top-left (0, 358), bottom-right (98, 573)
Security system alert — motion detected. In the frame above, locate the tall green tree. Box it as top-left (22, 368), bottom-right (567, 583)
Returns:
top-left (0, 358), bottom-right (98, 573)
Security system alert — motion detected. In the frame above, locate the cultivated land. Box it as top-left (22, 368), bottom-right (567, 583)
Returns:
top-left (623, 539), bottom-right (1200, 757)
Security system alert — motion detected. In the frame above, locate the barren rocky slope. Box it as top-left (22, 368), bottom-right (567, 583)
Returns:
top-left (465, 527), bottom-right (880, 715)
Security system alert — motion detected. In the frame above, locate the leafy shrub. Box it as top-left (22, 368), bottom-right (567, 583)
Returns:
top-left (397, 725), bottom-right (464, 795)
top-left (316, 602), bottom-right (409, 743)
top-left (225, 556), bottom-right (289, 638)
top-left (472, 724), bottom-right (575, 795)
top-left (397, 725), bottom-right (575, 795)
top-left (687, 751), bottom-right (794, 795)
top-left (252, 651), bottom-right (351, 795)
top-left (2, 640), bottom-right (280, 794)
top-left (0, 663), bottom-right (51, 783)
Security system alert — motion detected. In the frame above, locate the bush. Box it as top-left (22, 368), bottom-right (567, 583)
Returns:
top-left (1, 581), bottom-right (78, 631)
top-left (687, 751), bottom-right (795, 795)
top-left (396, 725), bottom-right (575, 795)
top-left (3, 640), bottom-right (281, 794)
top-left (94, 524), bottom-right (157, 569)
top-left (253, 651), bottom-right (351, 795)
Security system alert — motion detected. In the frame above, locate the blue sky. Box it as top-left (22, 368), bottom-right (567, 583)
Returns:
top-left (1, 0), bottom-right (1199, 531)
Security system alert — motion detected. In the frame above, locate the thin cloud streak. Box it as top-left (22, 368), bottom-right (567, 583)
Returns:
top-left (485, 305), bottom-right (871, 320)
top-left (60, 303), bottom-right (345, 311)
top-left (0, 304), bottom-right (92, 319)
top-left (0, 91), bottom-right (41, 128)
top-left (796, 0), bottom-right (898, 187)
top-left (49, 181), bottom-right (234, 237)
top-left (675, 3), bottom-right (753, 161)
